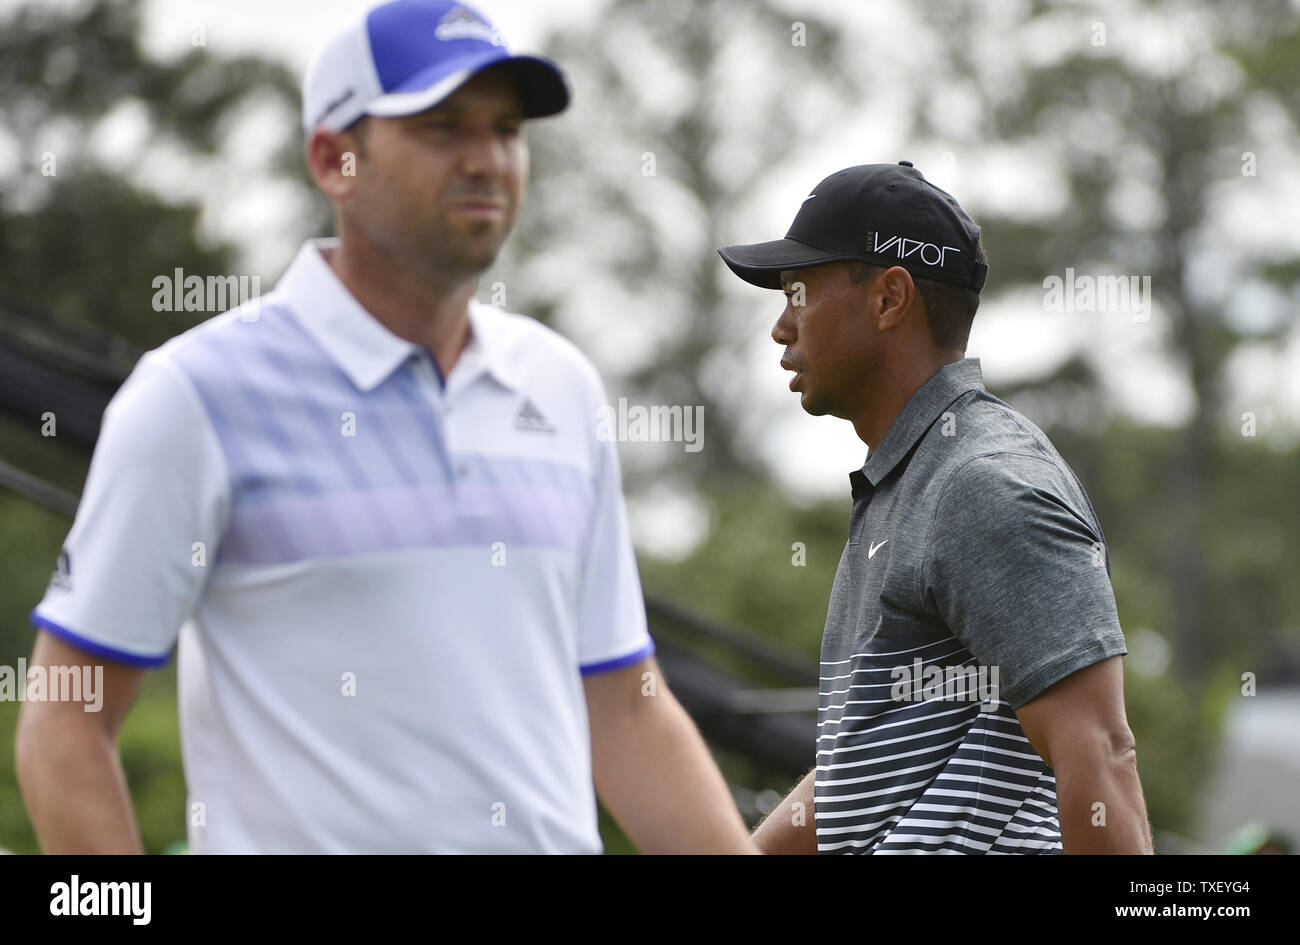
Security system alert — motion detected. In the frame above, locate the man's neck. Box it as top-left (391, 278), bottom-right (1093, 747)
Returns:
top-left (851, 352), bottom-right (965, 452)
top-left (324, 234), bottom-right (476, 379)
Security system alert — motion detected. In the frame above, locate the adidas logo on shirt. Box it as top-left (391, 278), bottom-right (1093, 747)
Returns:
top-left (49, 549), bottom-right (72, 592)
top-left (514, 399), bottom-right (556, 434)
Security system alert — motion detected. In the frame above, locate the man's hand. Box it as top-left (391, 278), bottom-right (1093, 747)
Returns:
top-left (584, 656), bottom-right (758, 853)
top-left (1015, 656), bottom-right (1153, 854)
top-left (15, 631), bottom-right (148, 853)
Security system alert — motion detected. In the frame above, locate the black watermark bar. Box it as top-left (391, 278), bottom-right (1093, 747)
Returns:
top-left (0, 854), bottom-right (1284, 931)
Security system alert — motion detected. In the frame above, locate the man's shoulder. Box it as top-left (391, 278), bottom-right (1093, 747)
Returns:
top-left (920, 391), bottom-right (1099, 525)
top-left (149, 296), bottom-right (291, 376)
top-left (89, 332), bottom-right (228, 465)
top-left (949, 389), bottom-right (1054, 450)
top-left (928, 392), bottom-right (1069, 477)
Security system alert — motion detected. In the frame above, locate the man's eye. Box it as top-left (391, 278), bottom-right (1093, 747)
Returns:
top-left (497, 123), bottom-right (522, 136)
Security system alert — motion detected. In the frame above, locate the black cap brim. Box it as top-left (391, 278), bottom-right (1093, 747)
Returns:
top-left (488, 56), bottom-right (569, 118)
top-left (717, 239), bottom-right (855, 290)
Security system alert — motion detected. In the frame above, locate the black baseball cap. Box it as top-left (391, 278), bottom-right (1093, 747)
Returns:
top-left (718, 161), bottom-right (987, 292)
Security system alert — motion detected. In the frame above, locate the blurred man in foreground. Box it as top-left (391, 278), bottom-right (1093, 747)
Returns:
top-left (18, 0), bottom-right (754, 854)
top-left (719, 162), bottom-right (1152, 854)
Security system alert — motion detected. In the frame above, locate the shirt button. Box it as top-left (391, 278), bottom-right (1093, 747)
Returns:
top-left (456, 464), bottom-right (469, 479)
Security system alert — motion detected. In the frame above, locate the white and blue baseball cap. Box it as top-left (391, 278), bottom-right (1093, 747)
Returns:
top-left (303, 0), bottom-right (570, 134)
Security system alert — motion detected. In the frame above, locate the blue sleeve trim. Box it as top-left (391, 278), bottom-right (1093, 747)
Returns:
top-left (29, 611), bottom-right (172, 669)
top-left (579, 638), bottom-right (655, 676)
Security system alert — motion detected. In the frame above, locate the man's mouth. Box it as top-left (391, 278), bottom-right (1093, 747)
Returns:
top-left (450, 200), bottom-right (506, 219)
top-left (781, 359), bottom-right (805, 392)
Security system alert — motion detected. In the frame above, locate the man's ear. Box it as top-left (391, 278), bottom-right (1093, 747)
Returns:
top-left (875, 266), bottom-right (917, 332)
top-left (305, 127), bottom-right (362, 201)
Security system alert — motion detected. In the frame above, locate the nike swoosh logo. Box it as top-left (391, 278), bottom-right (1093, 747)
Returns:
top-left (802, 193), bottom-right (817, 203)
top-left (868, 539), bottom-right (889, 558)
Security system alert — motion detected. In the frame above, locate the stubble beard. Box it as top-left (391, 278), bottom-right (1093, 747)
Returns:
top-left (796, 373), bottom-right (829, 417)
top-left (801, 392), bottom-right (831, 417)
top-left (426, 212), bottom-right (515, 279)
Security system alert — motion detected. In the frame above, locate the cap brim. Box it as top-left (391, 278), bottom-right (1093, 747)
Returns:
top-left (717, 239), bottom-right (849, 289)
top-left (366, 51), bottom-right (569, 121)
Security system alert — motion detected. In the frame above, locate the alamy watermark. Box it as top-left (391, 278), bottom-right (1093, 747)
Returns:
top-left (1043, 267), bottom-right (1151, 321)
top-left (0, 659), bottom-right (103, 712)
top-left (890, 658), bottom-right (1000, 712)
top-left (595, 399), bottom-right (704, 453)
top-left (50, 875), bottom-right (151, 925)
top-left (151, 268), bottom-right (262, 315)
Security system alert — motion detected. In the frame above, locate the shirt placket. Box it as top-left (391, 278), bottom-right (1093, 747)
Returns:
top-left (433, 343), bottom-right (493, 505)
top-left (411, 349), bottom-right (458, 490)
top-left (848, 469), bottom-right (874, 544)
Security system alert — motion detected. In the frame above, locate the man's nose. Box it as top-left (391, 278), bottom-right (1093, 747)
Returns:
top-left (771, 305), bottom-right (795, 346)
top-left (459, 127), bottom-right (509, 177)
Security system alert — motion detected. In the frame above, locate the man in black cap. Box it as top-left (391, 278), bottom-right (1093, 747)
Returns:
top-left (719, 162), bottom-right (1153, 854)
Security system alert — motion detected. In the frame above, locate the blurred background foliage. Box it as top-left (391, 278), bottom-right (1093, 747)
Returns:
top-left (1, 0), bottom-right (1297, 853)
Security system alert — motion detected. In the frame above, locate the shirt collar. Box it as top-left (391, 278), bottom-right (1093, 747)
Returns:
top-left (859, 357), bottom-right (985, 487)
top-left (463, 299), bottom-right (521, 393)
top-left (276, 238), bottom-right (519, 394)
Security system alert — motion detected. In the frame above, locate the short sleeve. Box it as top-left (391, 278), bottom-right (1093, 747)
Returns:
top-left (31, 351), bottom-right (229, 667)
top-left (574, 393), bottom-right (654, 676)
top-left (921, 453), bottom-right (1127, 709)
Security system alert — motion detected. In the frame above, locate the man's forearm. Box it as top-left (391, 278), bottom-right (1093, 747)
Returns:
top-left (753, 767), bottom-right (818, 854)
top-left (1054, 746), bottom-right (1153, 854)
top-left (591, 688), bottom-right (757, 853)
top-left (16, 711), bottom-right (143, 854)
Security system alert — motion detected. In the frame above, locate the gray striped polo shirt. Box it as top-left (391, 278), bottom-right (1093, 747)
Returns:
top-left (816, 357), bottom-right (1128, 854)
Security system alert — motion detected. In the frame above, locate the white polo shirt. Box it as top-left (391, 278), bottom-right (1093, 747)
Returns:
top-left (32, 238), bottom-right (654, 854)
